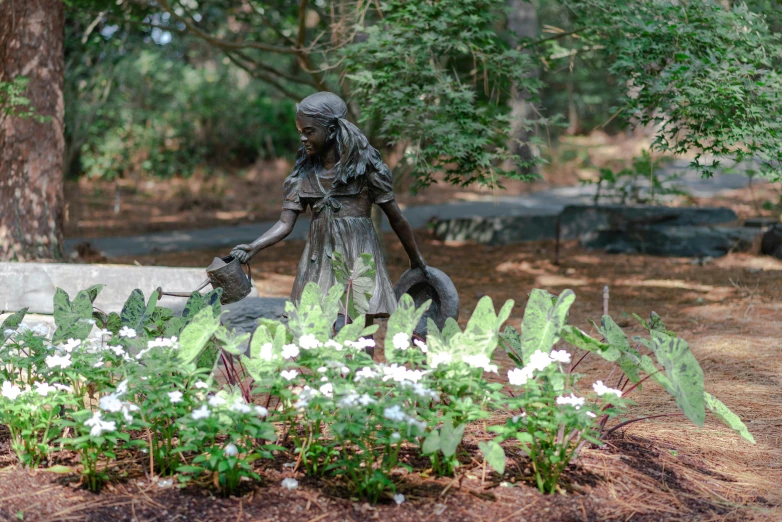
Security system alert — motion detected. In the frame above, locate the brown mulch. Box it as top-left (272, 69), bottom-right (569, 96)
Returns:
top-left (3, 233), bottom-right (781, 520)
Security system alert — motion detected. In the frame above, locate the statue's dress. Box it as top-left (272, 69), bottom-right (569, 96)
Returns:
top-left (281, 154), bottom-right (397, 318)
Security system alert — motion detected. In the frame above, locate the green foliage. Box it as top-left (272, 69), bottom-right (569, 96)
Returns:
top-left (332, 252), bottom-right (377, 320)
top-left (343, 0), bottom-right (544, 189)
top-left (0, 77), bottom-right (48, 122)
top-left (584, 151), bottom-right (688, 205)
top-left (178, 306), bottom-right (222, 366)
top-left (568, 0), bottom-right (782, 179)
top-left (52, 287), bottom-right (102, 344)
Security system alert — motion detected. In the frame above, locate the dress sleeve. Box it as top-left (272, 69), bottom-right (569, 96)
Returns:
top-left (281, 174), bottom-right (304, 212)
top-left (367, 162), bottom-right (395, 204)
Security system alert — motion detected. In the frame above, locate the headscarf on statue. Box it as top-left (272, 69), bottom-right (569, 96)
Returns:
top-left (291, 92), bottom-right (385, 187)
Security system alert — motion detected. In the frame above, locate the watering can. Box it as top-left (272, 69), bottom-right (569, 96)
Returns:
top-left (157, 255), bottom-right (252, 305)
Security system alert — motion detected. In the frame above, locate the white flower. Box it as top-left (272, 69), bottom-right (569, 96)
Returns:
top-left (357, 393), bottom-right (375, 406)
top-left (61, 338), bottom-right (81, 352)
top-left (317, 366), bottom-right (328, 373)
top-left (549, 350), bottom-right (572, 364)
top-left (192, 405), bottom-right (211, 420)
top-left (586, 411), bottom-right (597, 418)
top-left (99, 394), bottom-right (123, 412)
top-left (1, 381), bottom-right (22, 401)
top-left (280, 370), bottom-right (299, 381)
top-left (254, 406), bottom-right (268, 417)
top-left (383, 405), bottom-right (407, 422)
top-left (390, 432), bottom-right (401, 442)
top-left (147, 337), bottom-right (177, 349)
top-left (429, 352), bottom-right (452, 369)
top-left (414, 339), bottom-right (428, 353)
top-left (223, 443), bottom-right (239, 457)
top-left (194, 381), bottom-right (208, 389)
top-left (298, 334), bottom-right (321, 350)
top-left (393, 493), bottom-right (405, 505)
top-left (345, 337), bottom-right (375, 350)
top-left (511, 412), bottom-right (526, 423)
top-left (593, 380), bottom-right (622, 397)
top-left (528, 350), bottom-right (553, 372)
top-left (168, 391), bottom-right (183, 404)
top-left (118, 326), bottom-right (136, 339)
top-left (281, 343), bottom-right (300, 359)
top-left (230, 398), bottom-right (252, 414)
top-left (392, 332), bottom-right (410, 351)
top-left (462, 354), bottom-right (498, 373)
top-left (208, 395), bottom-right (227, 407)
top-left (354, 366), bottom-right (378, 381)
top-left (53, 383), bottom-right (72, 392)
top-left (324, 339), bottom-right (343, 350)
top-left (31, 324), bottom-right (49, 336)
top-left (507, 367), bottom-right (533, 386)
top-left (280, 478), bottom-right (298, 491)
top-left (45, 353), bottom-right (72, 369)
top-left (319, 383), bottom-right (333, 398)
top-left (98, 328), bottom-right (112, 338)
top-left (107, 344), bottom-right (125, 357)
top-left (84, 411), bottom-right (117, 437)
top-left (259, 342), bottom-right (274, 361)
top-left (115, 380), bottom-right (129, 396)
top-left (556, 394), bottom-right (586, 409)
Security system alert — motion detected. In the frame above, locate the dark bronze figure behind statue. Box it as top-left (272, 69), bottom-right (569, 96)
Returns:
top-left (230, 92), bottom-right (427, 326)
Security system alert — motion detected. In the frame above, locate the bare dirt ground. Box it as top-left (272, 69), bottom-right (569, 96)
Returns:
top-left (3, 232), bottom-right (780, 521)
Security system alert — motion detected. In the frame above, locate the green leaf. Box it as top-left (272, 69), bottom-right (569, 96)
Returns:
top-left (561, 326), bottom-right (621, 362)
top-left (178, 307), bottom-right (221, 365)
top-left (478, 440), bottom-right (505, 475)
top-left (422, 430), bottom-right (441, 455)
top-left (385, 293), bottom-right (430, 362)
top-left (440, 419), bottom-right (465, 458)
top-left (84, 284), bottom-right (104, 304)
top-left (106, 312), bottom-right (122, 335)
top-left (41, 465), bottom-right (74, 474)
top-left (2, 308), bottom-right (28, 338)
top-left (520, 289), bottom-right (575, 362)
top-left (52, 289), bottom-right (95, 343)
top-left (651, 331), bottom-right (705, 426)
top-left (121, 289), bottom-right (146, 330)
top-left (704, 392), bottom-right (755, 444)
top-left (332, 252), bottom-right (376, 319)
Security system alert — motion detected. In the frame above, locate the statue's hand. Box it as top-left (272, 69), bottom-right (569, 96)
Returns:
top-left (230, 244), bottom-right (254, 264)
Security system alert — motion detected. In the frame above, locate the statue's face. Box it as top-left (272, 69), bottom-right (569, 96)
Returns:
top-left (295, 113), bottom-right (333, 157)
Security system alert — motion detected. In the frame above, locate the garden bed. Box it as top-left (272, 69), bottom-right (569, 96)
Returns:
top-left (2, 236), bottom-right (781, 521)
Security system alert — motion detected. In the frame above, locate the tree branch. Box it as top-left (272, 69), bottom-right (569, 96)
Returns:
top-left (156, 0), bottom-right (300, 54)
top-left (225, 52), bottom-right (302, 101)
top-left (233, 50), bottom-right (318, 89)
top-left (517, 27), bottom-right (591, 50)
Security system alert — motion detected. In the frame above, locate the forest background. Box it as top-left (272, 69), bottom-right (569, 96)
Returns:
top-left (0, 0), bottom-right (781, 260)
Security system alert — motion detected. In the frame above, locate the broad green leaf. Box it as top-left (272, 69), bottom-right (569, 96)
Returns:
top-left (478, 440), bottom-right (506, 475)
top-left (652, 331), bottom-right (705, 426)
top-left (440, 418), bottom-right (465, 458)
top-left (385, 294), bottom-right (430, 362)
top-left (561, 326), bottom-right (621, 362)
top-left (178, 307), bottom-right (221, 365)
top-left (214, 326), bottom-right (250, 355)
top-left (121, 289), bottom-right (146, 330)
top-left (639, 355), bottom-right (675, 394)
top-left (704, 392), bottom-right (755, 444)
top-left (249, 324), bottom-right (273, 359)
top-left (106, 312), bottom-right (122, 334)
top-left (2, 308), bottom-right (28, 338)
top-left (520, 289), bottom-right (574, 362)
top-left (422, 430), bottom-right (441, 455)
top-left (41, 465), bottom-right (74, 474)
top-left (286, 283), bottom-right (332, 343)
top-left (53, 289), bottom-right (95, 343)
top-left (85, 284), bottom-right (104, 304)
top-left (335, 315), bottom-right (379, 344)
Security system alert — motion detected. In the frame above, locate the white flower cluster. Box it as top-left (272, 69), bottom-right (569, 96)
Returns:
top-left (1, 381), bottom-right (22, 400)
top-left (382, 404), bottom-right (426, 432)
top-left (392, 332), bottom-right (410, 351)
top-left (84, 411), bottom-right (117, 437)
top-left (507, 349), bottom-right (571, 386)
top-left (338, 390), bottom-right (376, 408)
top-left (462, 353), bottom-right (498, 373)
top-left (556, 393), bottom-right (585, 409)
top-left (98, 380), bottom-right (139, 423)
top-left (593, 380), bottom-right (622, 397)
top-left (381, 364), bottom-right (426, 384)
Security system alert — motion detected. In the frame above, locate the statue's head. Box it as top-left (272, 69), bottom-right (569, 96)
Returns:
top-left (295, 92), bottom-right (348, 157)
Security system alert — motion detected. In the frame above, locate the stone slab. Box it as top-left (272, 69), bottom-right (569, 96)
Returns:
top-left (0, 262), bottom-right (258, 314)
top-left (431, 214), bottom-right (559, 245)
top-left (558, 205), bottom-right (739, 241)
top-left (582, 226), bottom-right (762, 258)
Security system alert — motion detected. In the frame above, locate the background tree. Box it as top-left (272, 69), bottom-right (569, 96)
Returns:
top-left (0, 0), bottom-right (66, 261)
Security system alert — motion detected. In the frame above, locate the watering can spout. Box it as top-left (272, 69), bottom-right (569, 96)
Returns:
top-left (157, 255), bottom-right (252, 305)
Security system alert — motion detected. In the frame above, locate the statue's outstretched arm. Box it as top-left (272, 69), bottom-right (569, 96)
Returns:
top-left (230, 209), bottom-right (299, 263)
top-left (378, 200), bottom-right (427, 271)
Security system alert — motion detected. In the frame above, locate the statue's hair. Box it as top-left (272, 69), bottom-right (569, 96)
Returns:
top-left (292, 92), bottom-right (382, 186)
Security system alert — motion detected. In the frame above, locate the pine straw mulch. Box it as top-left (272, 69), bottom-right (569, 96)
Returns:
top-left (3, 235), bottom-right (782, 521)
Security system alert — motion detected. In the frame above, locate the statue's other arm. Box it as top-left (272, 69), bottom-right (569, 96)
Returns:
top-left (230, 209), bottom-right (299, 263)
top-left (378, 200), bottom-right (427, 271)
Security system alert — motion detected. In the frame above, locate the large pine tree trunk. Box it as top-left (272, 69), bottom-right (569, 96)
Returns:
top-left (0, 0), bottom-right (65, 260)
top-left (507, 0), bottom-right (539, 177)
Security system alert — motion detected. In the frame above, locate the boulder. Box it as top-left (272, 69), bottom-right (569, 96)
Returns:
top-left (558, 205), bottom-right (739, 241)
top-left (431, 214), bottom-right (558, 245)
top-left (760, 224), bottom-right (782, 260)
top-left (583, 226), bottom-right (762, 258)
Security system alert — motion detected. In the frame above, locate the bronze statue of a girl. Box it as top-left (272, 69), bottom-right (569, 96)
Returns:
top-left (230, 92), bottom-right (427, 325)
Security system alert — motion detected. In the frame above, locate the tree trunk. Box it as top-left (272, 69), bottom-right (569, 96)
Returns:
top-left (507, 0), bottom-right (539, 177)
top-left (0, 0), bottom-right (65, 260)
